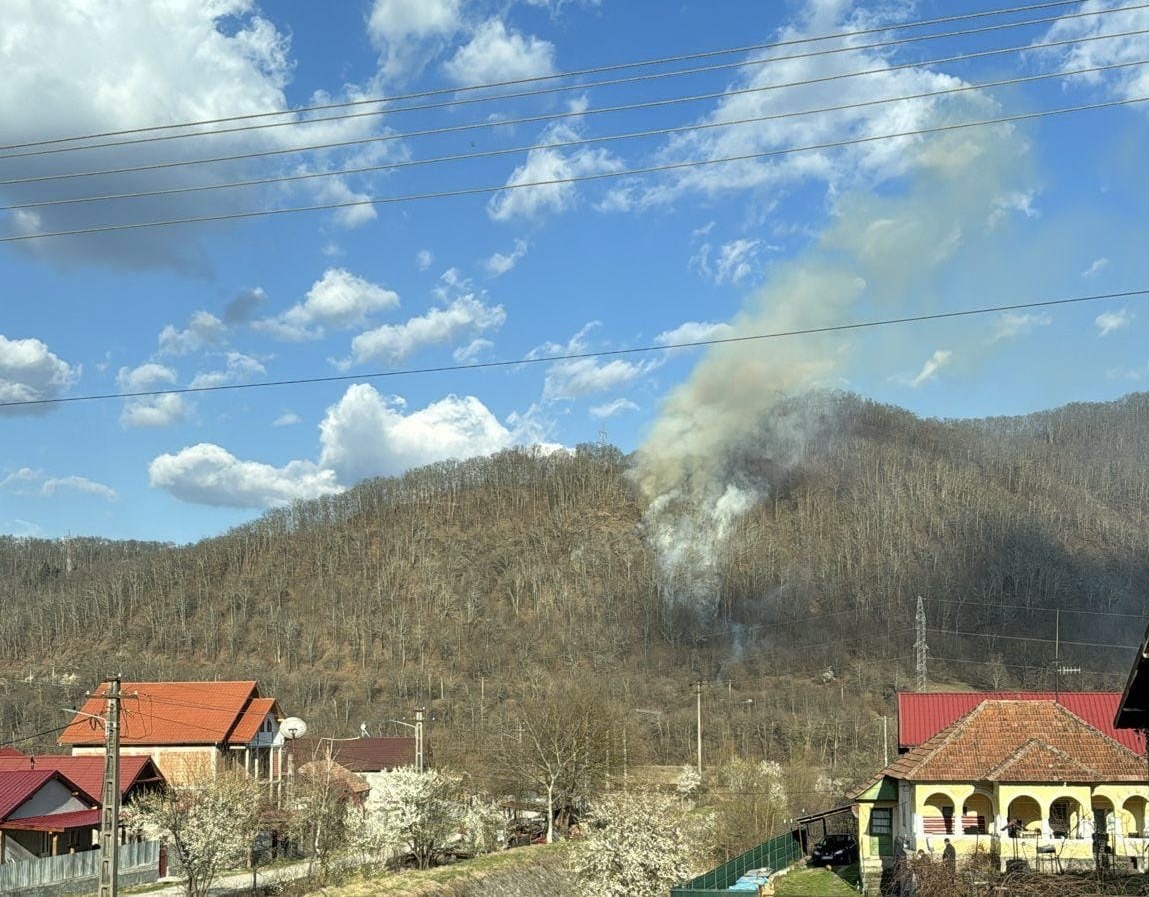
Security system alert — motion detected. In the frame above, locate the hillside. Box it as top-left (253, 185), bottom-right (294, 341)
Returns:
top-left (2, 389), bottom-right (1147, 802)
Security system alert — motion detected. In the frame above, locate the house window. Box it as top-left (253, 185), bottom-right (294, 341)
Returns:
top-left (871, 808), bottom-right (892, 835)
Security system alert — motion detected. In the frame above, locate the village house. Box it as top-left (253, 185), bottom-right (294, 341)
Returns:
top-left (0, 768), bottom-right (100, 862)
top-left (852, 698), bottom-right (1148, 894)
top-left (58, 680), bottom-right (286, 786)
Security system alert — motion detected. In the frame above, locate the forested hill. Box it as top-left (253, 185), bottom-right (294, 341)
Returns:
top-left (2, 390), bottom-right (1147, 787)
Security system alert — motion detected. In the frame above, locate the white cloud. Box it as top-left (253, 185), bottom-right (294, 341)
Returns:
top-left (120, 393), bottom-right (187, 429)
top-left (1038, 4), bottom-right (1149, 109)
top-left (188, 352), bottom-right (267, 389)
top-left (158, 311), bottom-right (228, 356)
top-left (416, 249), bottom-right (434, 270)
top-left (1, 2), bottom-right (388, 267)
top-left (318, 384), bottom-right (515, 483)
top-left (149, 443), bottom-right (342, 509)
top-left (0, 468), bottom-right (44, 493)
top-left (453, 338), bottom-right (494, 362)
top-left (591, 398), bottom-right (639, 418)
top-left (991, 312), bottom-right (1052, 342)
top-left (257, 268), bottom-right (400, 341)
top-left (443, 18), bottom-right (556, 86)
top-left (367, 0), bottom-right (463, 81)
top-left (0, 335), bottom-right (78, 415)
top-left (1096, 308), bottom-right (1133, 336)
top-left (487, 122), bottom-right (625, 221)
top-left (896, 349), bottom-right (953, 387)
top-left (485, 238), bottom-right (529, 276)
top-left (117, 363), bottom-right (177, 393)
top-left (1083, 257), bottom-right (1110, 278)
top-left (532, 326), bottom-right (661, 401)
top-left (600, 7), bottom-right (993, 211)
top-left (346, 294), bottom-right (506, 366)
top-left (655, 321), bottom-right (736, 348)
top-left (692, 239), bottom-right (763, 285)
top-left (41, 476), bottom-right (118, 501)
top-left (273, 411), bottom-right (302, 427)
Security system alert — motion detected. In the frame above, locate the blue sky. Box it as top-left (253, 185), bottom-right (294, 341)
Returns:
top-left (2, 0), bottom-right (1148, 545)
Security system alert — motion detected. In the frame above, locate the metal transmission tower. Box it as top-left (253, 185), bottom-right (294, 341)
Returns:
top-left (97, 676), bottom-right (122, 897)
top-left (914, 596), bottom-right (928, 691)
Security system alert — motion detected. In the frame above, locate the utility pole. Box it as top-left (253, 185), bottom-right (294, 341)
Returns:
top-left (879, 716), bottom-right (889, 768)
top-left (415, 708), bottom-right (425, 774)
top-left (914, 596), bottom-right (928, 692)
top-left (97, 675), bottom-right (122, 897)
top-left (1053, 610), bottom-right (1080, 703)
top-left (695, 681), bottom-right (703, 777)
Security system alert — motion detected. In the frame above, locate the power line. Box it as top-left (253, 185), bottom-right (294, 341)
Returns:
top-left (1, 287), bottom-right (1144, 411)
top-left (928, 655), bottom-right (1125, 679)
top-left (926, 626), bottom-right (1140, 651)
top-left (5, 92), bottom-right (1147, 244)
top-left (8, 56), bottom-right (1145, 214)
top-left (6, 20), bottom-right (1144, 189)
top-left (927, 596), bottom-right (1149, 621)
top-left (0, 0), bottom-right (1107, 155)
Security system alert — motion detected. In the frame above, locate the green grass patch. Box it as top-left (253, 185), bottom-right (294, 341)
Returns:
top-left (774, 864), bottom-right (860, 897)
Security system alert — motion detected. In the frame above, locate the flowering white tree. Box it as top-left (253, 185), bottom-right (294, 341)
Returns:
top-left (676, 765), bottom-right (702, 804)
top-left (129, 772), bottom-right (263, 897)
top-left (370, 767), bottom-right (468, 869)
top-left (570, 792), bottom-right (711, 897)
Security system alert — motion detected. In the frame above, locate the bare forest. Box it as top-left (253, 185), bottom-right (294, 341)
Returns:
top-left (2, 389), bottom-right (1148, 819)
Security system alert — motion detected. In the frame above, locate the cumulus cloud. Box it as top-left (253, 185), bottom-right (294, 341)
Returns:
top-left (1096, 308), bottom-right (1133, 336)
top-left (149, 443), bottom-right (342, 509)
top-left (345, 294), bottom-right (506, 366)
top-left (117, 363), bottom-right (185, 428)
top-left (1038, 3), bottom-right (1149, 109)
top-left (416, 249), bottom-right (434, 270)
top-left (225, 288), bottom-right (268, 325)
top-left (487, 122), bottom-right (625, 221)
top-left (368, 0), bottom-right (463, 80)
top-left (159, 311), bottom-right (228, 356)
top-left (485, 238), bottom-right (529, 276)
top-left (1, 3), bottom-right (389, 267)
top-left (0, 335), bottom-right (78, 415)
top-left (318, 384), bottom-right (515, 483)
top-left (257, 268), bottom-right (400, 341)
top-left (273, 411), bottom-right (302, 426)
top-left (443, 18), bottom-right (556, 86)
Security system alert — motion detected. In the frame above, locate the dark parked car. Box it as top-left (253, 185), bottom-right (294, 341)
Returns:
top-left (809, 834), bottom-right (858, 866)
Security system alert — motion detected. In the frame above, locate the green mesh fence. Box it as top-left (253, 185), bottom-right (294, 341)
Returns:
top-left (670, 829), bottom-right (803, 895)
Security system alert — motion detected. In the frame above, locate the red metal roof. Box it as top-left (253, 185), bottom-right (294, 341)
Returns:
top-left (58, 680), bottom-right (266, 747)
top-left (888, 700), bottom-right (1145, 784)
top-left (0, 755), bottom-right (165, 802)
top-left (0, 808), bottom-right (100, 832)
top-left (897, 692), bottom-right (1144, 756)
top-left (0, 770), bottom-right (92, 821)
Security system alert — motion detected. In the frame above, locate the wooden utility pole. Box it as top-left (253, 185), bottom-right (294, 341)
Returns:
top-left (97, 675), bottom-right (122, 897)
top-left (695, 681), bottom-right (703, 776)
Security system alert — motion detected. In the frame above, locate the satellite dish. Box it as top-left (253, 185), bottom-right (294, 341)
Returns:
top-left (280, 717), bottom-right (308, 740)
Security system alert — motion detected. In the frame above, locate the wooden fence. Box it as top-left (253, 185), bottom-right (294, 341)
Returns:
top-left (0, 840), bottom-right (160, 894)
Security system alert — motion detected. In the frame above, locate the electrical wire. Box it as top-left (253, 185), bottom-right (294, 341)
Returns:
top-left (926, 627), bottom-right (1140, 651)
top-left (1, 287), bottom-right (1144, 410)
top-left (5, 92), bottom-right (1147, 244)
top-left (0, 723), bottom-right (75, 748)
top-left (8, 56), bottom-right (1146, 214)
top-left (924, 596), bottom-right (1149, 621)
top-left (6, 20), bottom-right (1145, 190)
top-left (927, 655), bottom-right (1126, 678)
top-left (0, 0), bottom-right (1114, 155)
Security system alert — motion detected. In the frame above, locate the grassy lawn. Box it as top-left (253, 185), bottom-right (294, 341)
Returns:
top-left (773, 863), bottom-right (860, 897)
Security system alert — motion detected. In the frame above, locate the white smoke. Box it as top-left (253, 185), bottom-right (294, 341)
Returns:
top-left (633, 119), bottom-right (1029, 615)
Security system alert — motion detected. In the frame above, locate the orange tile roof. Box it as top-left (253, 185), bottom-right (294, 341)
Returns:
top-left (887, 700), bottom-right (1145, 784)
top-left (230, 698), bottom-right (279, 744)
top-left (58, 681), bottom-right (266, 747)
